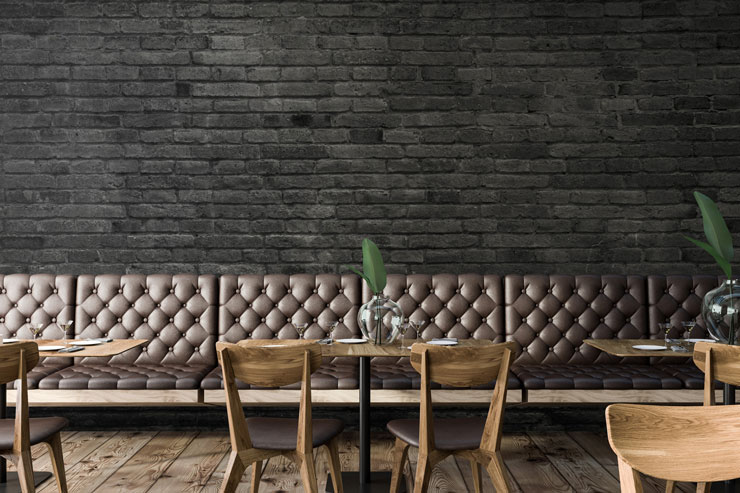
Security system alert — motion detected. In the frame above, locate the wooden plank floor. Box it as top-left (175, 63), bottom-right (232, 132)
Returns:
top-left (22, 430), bottom-right (699, 493)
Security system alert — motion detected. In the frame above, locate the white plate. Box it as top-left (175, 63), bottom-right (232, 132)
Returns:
top-left (687, 339), bottom-right (715, 343)
top-left (428, 340), bottom-right (458, 346)
top-left (71, 340), bottom-right (103, 346)
top-left (632, 345), bottom-right (666, 351)
top-left (3, 339), bottom-right (19, 344)
top-left (262, 344), bottom-right (284, 348)
top-left (38, 345), bottom-right (65, 351)
top-left (336, 338), bottom-right (367, 344)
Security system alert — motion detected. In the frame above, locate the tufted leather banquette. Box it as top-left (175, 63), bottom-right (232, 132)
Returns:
top-left (506, 275), bottom-right (681, 390)
top-left (364, 274), bottom-right (520, 390)
top-left (200, 274), bottom-right (361, 390)
top-left (648, 275), bottom-right (723, 389)
top-left (0, 274), bottom-right (75, 388)
top-left (39, 274), bottom-right (217, 390)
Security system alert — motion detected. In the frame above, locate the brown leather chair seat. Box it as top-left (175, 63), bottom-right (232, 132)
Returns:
top-left (513, 364), bottom-right (682, 390)
top-left (655, 363), bottom-right (723, 390)
top-left (37, 363), bottom-right (212, 390)
top-left (387, 417), bottom-right (485, 451)
top-left (200, 361), bottom-right (359, 390)
top-left (0, 417), bottom-right (68, 450)
top-left (245, 417), bottom-right (344, 450)
top-left (371, 359), bottom-right (522, 390)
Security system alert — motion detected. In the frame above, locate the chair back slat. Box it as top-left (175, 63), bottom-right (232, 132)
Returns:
top-left (217, 340), bottom-right (322, 388)
top-left (693, 341), bottom-right (740, 387)
top-left (0, 342), bottom-right (38, 385)
top-left (410, 342), bottom-right (515, 388)
top-left (607, 403), bottom-right (740, 483)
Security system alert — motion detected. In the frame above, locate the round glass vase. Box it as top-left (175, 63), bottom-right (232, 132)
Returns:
top-left (357, 295), bottom-right (403, 345)
top-left (702, 279), bottom-right (740, 345)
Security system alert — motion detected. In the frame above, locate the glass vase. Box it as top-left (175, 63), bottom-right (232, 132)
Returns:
top-left (357, 295), bottom-right (403, 345)
top-left (702, 279), bottom-right (740, 345)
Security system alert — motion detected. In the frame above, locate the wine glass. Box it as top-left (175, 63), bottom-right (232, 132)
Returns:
top-left (681, 321), bottom-right (696, 339)
top-left (326, 321), bottom-right (339, 344)
top-left (295, 322), bottom-right (309, 340)
top-left (59, 320), bottom-right (73, 345)
top-left (29, 323), bottom-right (45, 341)
top-left (409, 320), bottom-right (426, 342)
top-left (398, 322), bottom-right (411, 348)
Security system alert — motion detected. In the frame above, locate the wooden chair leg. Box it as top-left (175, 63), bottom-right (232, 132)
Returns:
top-left (389, 439), bottom-right (409, 493)
top-left (470, 459), bottom-right (482, 493)
top-left (617, 457), bottom-right (643, 493)
top-left (44, 432), bottom-right (67, 493)
top-left (220, 451), bottom-right (247, 493)
top-left (696, 483), bottom-right (710, 493)
top-left (326, 439), bottom-right (344, 493)
top-left (251, 460), bottom-right (262, 493)
top-left (485, 452), bottom-right (510, 493)
top-left (665, 480), bottom-right (675, 493)
top-left (298, 451), bottom-right (319, 493)
top-left (16, 449), bottom-right (36, 493)
top-left (413, 453), bottom-right (432, 493)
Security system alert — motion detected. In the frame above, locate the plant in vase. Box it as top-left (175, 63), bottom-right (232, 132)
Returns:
top-left (685, 191), bottom-right (738, 345)
top-left (344, 238), bottom-right (403, 345)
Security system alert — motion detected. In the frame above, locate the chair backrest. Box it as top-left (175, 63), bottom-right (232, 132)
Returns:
top-left (217, 340), bottom-right (322, 388)
top-left (694, 341), bottom-right (740, 405)
top-left (0, 342), bottom-right (38, 385)
top-left (410, 342), bottom-right (514, 388)
top-left (607, 403), bottom-right (740, 483)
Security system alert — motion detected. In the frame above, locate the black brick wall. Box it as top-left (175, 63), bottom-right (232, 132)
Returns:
top-left (1, 1), bottom-right (739, 275)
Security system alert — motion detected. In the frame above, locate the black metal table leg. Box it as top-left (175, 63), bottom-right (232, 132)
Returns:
top-left (326, 356), bottom-right (405, 493)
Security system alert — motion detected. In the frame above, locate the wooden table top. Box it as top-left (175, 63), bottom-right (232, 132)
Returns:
top-left (240, 338), bottom-right (494, 357)
top-left (583, 338), bottom-right (709, 358)
top-left (27, 339), bottom-right (148, 358)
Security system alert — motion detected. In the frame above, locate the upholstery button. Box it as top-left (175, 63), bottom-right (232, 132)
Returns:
top-left (182, 303), bottom-right (186, 307)
top-left (600, 318), bottom-right (605, 322)
top-left (313, 289), bottom-right (317, 293)
top-left (1, 290), bottom-right (4, 294)
top-left (599, 289), bottom-right (604, 293)
top-left (53, 289), bottom-right (57, 294)
top-left (92, 289), bottom-right (97, 294)
top-left (91, 317), bottom-right (96, 322)
top-left (261, 318), bottom-right (265, 322)
top-left (690, 289), bottom-right (695, 294)
top-left (456, 289), bottom-right (460, 293)
top-left (0, 318), bottom-right (4, 323)
top-left (521, 289), bottom-right (525, 294)
top-left (52, 317), bottom-right (56, 322)
top-left (118, 289), bottom-right (122, 293)
top-left (182, 332), bottom-right (185, 337)
top-left (169, 318), bottom-right (174, 323)
top-left (404, 289), bottom-right (408, 293)
top-left (143, 317), bottom-right (148, 322)
top-left (39, 303), bottom-right (43, 307)
top-left (575, 347), bottom-right (580, 352)
top-left (300, 303), bottom-right (304, 307)
top-left (261, 289), bottom-right (265, 293)
top-left (339, 317), bottom-right (343, 322)
top-left (664, 289), bottom-right (668, 294)
top-left (144, 289), bottom-right (149, 294)
top-left (195, 317), bottom-right (199, 322)
top-left (157, 303), bottom-right (160, 307)
top-left (196, 289), bottom-right (200, 294)
top-left (235, 288), bottom-right (239, 293)
top-left (117, 318), bottom-right (122, 322)
top-left (235, 317), bottom-right (239, 322)
top-left (523, 347), bottom-right (528, 352)
top-left (339, 289), bottom-right (343, 294)
top-left (168, 347), bottom-right (172, 352)
top-left (287, 289), bottom-right (291, 294)
top-left (549, 347), bottom-right (553, 351)
top-left (131, 303), bottom-right (135, 307)
top-left (313, 318), bottom-right (317, 322)
top-left (194, 347), bottom-right (199, 351)
top-left (104, 303), bottom-right (108, 307)
top-left (456, 317), bottom-right (461, 322)
top-left (548, 318), bottom-right (553, 322)
top-left (142, 347), bottom-right (147, 352)
top-left (27, 289), bottom-right (31, 294)
top-left (25, 318), bottom-right (30, 323)
top-left (561, 303), bottom-right (565, 307)
top-left (430, 318), bottom-right (434, 322)
top-left (170, 289), bottom-right (174, 294)
top-left (12, 303), bottom-right (16, 307)
top-left (521, 317), bottom-right (526, 322)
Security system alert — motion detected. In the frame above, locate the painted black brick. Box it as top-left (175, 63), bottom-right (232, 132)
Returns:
top-left (0, 0), bottom-right (739, 276)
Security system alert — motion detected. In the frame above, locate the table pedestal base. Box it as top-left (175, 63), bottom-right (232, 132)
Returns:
top-left (0, 472), bottom-right (52, 493)
top-left (326, 471), bottom-right (406, 493)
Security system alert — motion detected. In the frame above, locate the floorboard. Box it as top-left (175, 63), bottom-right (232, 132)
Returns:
top-left (26, 430), bottom-right (698, 492)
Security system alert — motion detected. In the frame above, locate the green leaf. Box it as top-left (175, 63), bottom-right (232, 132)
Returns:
top-left (685, 236), bottom-right (733, 279)
top-left (362, 238), bottom-right (387, 294)
top-left (694, 191), bottom-right (734, 262)
top-left (342, 265), bottom-right (377, 294)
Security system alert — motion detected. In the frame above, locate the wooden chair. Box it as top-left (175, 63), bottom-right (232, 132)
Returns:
top-left (607, 402), bottom-right (740, 493)
top-left (216, 340), bottom-right (344, 493)
top-left (387, 342), bottom-right (515, 493)
top-left (0, 342), bottom-right (68, 493)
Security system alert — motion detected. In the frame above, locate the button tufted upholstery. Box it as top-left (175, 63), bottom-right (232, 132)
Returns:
top-left (513, 364), bottom-right (681, 390)
top-left (0, 274), bottom-right (75, 388)
top-left (201, 274), bottom-right (361, 390)
top-left (39, 274), bottom-right (217, 390)
top-left (364, 274), bottom-right (512, 388)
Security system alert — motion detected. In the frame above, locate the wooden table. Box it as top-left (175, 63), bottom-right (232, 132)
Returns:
top-left (319, 338), bottom-right (492, 493)
top-left (0, 339), bottom-right (148, 493)
top-left (585, 338), bottom-right (737, 493)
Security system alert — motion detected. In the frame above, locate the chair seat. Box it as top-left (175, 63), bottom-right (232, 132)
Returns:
top-left (245, 417), bottom-right (344, 450)
top-left (0, 417), bottom-right (68, 450)
top-left (387, 417), bottom-right (485, 451)
top-left (371, 359), bottom-right (521, 390)
top-left (200, 362), bottom-right (359, 390)
top-left (513, 364), bottom-right (682, 390)
top-left (37, 363), bottom-right (212, 390)
top-left (655, 363), bottom-right (723, 389)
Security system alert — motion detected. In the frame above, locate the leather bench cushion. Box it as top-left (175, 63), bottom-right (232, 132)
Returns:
top-left (655, 363), bottom-right (722, 390)
top-left (7, 361), bottom-right (71, 390)
top-left (201, 362), bottom-right (359, 390)
top-left (506, 274), bottom-right (648, 366)
top-left (370, 360), bottom-right (521, 390)
top-left (513, 364), bottom-right (682, 390)
top-left (37, 363), bottom-right (213, 390)
top-left (75, 274), bottom-right (218, 366)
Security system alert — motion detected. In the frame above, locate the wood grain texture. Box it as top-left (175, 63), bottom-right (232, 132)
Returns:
top-left (31, 339), bottom-right (148, 358)
top-left (583, 339), bottom-right (698, 358)
top-left (146, 433), bottom-right (230, 493)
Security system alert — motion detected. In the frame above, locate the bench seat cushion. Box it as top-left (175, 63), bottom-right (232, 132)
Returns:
top-left (371, 360), bottom-right (521, 390)
top-left (654, 363), bottom-right (722, 390)
top-left (38, 363), bottom-right (213, 390)
top-left (513, 364), bottom-right (682, 390)
top-left (10, 361), bottom-right (72, 390)
top-left (200, 362), bottom-right (359, 390)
